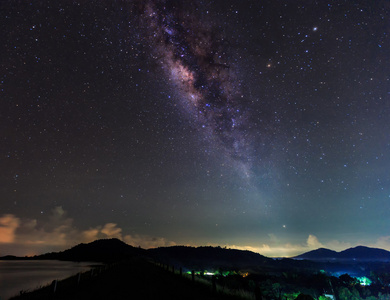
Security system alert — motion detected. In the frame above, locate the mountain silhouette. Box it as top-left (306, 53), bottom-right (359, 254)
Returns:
top-left (2, 239), bottom-right (390, 267)
top-left (147, 246), bottom-right (272, 270)
top-left (35, 238), bottom-right (146, 262)
top-left (294, 246), bottom-right (390, 262)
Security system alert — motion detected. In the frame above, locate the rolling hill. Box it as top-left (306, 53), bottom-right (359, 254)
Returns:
top-left (294, 246), bottom-right (390, 262)
top-left (34, 238), bottom-right (147, 262)
top-left (148, 245), bottom-right (272, 270)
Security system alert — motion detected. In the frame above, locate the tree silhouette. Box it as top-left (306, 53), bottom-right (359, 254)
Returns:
top-left (295, 293), bottom-right (315, 300)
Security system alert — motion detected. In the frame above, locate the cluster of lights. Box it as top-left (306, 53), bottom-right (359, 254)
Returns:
top-left (356, 276), bottom-right (372, 286)
top-left (186, 270), bottom-right (248, 278)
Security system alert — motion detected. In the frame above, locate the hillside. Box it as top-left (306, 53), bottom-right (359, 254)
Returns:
top-left (4, 240), bottom-right (390, 300)
top-left (148, 245), bottom-right (272, 270)
top-left (294, 246), bottom-right (390, 262)
top-left (10, 258), bottom-right (245, 300)
top-left (35, 238), bottom-right (146, 262)
top-left (2, 238), bottom-right (390, 271)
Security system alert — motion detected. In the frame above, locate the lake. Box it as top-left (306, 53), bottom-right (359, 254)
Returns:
top-left (0, 260), bottom-right (99, 300)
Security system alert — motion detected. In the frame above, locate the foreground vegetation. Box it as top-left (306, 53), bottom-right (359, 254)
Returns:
top-left (9, 258), bottom-right (248, 300)
top-left (6, 239), bottom-right (390, 300)
top-left (9, 256), bottom-right (390, 300)
top-left (266, 272), bottom-right (388, 299)
top-left (191, 267), bottom-right (390, 300)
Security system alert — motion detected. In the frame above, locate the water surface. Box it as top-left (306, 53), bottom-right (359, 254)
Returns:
top-left (0, 260), bottom-right (98, 300)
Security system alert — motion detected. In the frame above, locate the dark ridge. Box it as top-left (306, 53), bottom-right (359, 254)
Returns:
top-left (34, 238), bottom-right (146, 262)
top-left (2, 239), bottom-right (390, 266)
top-left (0, 255), bottom-right (23, 260)
top-left (294, 246), bottom-right (390, 262)
top-left (147, 245), bottom-right (272, 270)
top-left (294, 248), bottom-right (339, 260)
top-left (338, 246), bottom-right (390, 260)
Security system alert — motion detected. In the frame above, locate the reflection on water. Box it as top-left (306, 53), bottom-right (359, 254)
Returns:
top-left (0, 260), bottom-right (99, 300)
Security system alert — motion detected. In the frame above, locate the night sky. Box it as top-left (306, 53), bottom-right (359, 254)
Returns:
top-left (1, 0), bottom-right (389, 257)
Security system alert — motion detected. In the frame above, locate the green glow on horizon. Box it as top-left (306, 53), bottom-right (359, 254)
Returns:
top-left (356, 276), bottom-right (372, 286)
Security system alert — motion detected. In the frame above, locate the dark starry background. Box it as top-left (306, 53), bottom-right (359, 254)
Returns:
top-left (1, 0), bottom-right (389, 256)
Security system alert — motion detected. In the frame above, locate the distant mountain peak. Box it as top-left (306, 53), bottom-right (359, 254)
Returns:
top-left (294, 246), bottom-right (390, 262)
top-left (36, 238), bottom-right (146, 262)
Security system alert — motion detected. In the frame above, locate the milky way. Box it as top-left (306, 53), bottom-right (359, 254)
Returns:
top-left (2, 0), bottom-right (389, 257)
top-left (137, 0), bottom-right (253, 177)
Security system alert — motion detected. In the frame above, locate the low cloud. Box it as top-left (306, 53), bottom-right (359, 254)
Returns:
top-left (123, 234), bottom-right (176, 249)
top-left (221, 234), bottom-right (390, 258)
top-left (0, 214), bottom-right (20, 243)
top-left (307, 234), bottom-right (324, 249)
top-left (371, 236), bottom-right (390, 250)
top-left (223, 243), bottom-right (307, 258)
top-left (101, 223), bottom-right (122, 239)
top-left (0, 207), bottom-right (175, 256)
top-left (2, 209), bottom-right (390, 258)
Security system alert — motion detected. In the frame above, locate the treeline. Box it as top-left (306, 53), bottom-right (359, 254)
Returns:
top-left (195, 269), bottom-right (390, 300)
